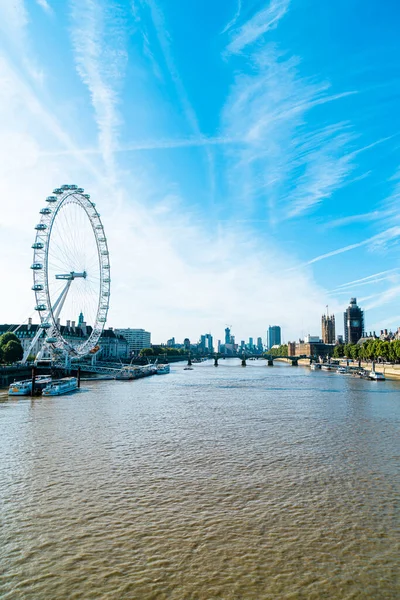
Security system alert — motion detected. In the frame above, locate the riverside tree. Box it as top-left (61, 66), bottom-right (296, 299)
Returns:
top-left (0, 333), bottom-right (23, 364)
top-left (335, 339), bottom-right (400, 363)
top-left (265, 344), bottom-right (288, 357)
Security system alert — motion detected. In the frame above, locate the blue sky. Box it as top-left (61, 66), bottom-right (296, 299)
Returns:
top-left (1, 0), bottom-right (400, 343)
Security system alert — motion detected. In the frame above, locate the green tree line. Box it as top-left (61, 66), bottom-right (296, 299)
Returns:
top-left (264, 344), bottom-right (288, 357)
top-left (139, 346), bottom-right (187, 357)
top-left (333, 339), bottom-right (400, 362)
top-left (0, 333), bottom-right (23, 364)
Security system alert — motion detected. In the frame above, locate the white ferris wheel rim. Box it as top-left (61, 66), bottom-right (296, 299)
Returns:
top-left (31, 185), bottom-right (110, 358)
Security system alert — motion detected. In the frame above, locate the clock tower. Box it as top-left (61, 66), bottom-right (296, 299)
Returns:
top-left (344, 298), bottom-right (364, 344)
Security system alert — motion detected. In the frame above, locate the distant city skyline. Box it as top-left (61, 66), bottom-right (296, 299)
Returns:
top-left (1, 1), bottom-right (400, 342)
top-left (3, 294), bottom-right (382, 348)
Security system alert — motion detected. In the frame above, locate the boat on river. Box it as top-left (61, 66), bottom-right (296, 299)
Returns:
top-left (115, 365), bottom-right (144, 380)
top-left (337, 367), bottom-right (348, 374)
top-left (156, 364), bottom-right (170, 375)
top-left (115, 363), bottom-right (157, 380)
top-left (310, 363), bottom-right (321, 371)
top-left (321, 364), bottom-right (332, 371)
top-left (9, 375), bottom-right (52, 396)
top-left (369, 371), bottom-right (385, 381)
top-left (42, 377), bottom-right (78, 396)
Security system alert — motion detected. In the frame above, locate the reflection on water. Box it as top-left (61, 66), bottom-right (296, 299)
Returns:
top-left (1, 361), bottom-right (399, 599)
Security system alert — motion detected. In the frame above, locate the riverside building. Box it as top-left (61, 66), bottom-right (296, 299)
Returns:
top-left (114, 328), bottom-right (151, 356)
top-left (1, 319), bottom-right (129, 360)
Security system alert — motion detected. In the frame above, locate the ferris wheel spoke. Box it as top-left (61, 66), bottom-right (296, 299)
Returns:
top-left (58, 205), bottom-right (82, 269)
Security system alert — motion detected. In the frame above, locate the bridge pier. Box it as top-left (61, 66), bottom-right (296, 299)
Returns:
top-left (241, 357), bottom-right (246, 366)
top-left (214, 356), bottom-right (218, 366)
top-left (267, 359), bottom-right (273, 366)
top-left (291, 358), bottom-right (298, 366)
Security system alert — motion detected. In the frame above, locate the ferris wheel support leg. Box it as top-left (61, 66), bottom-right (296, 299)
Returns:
top-left (64, 352), bottom-right (71, 372)
top-left (52, 279), bottom-right (73, 321)
top-left (23, 280), bottom-right (73, 363)
top-left (23, 325), bottom-right (45, 363)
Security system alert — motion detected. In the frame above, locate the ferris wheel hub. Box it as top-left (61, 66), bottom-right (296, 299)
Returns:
top-left (55, 271), bottom-right (87, 280)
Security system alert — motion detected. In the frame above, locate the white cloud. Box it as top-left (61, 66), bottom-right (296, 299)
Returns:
top-left (106, 195), bottom-right (335, 342)
top-left (0, 55), bottom-right (333, 343)
top-left (0, 0), bottom-right (27, 37)
top-left (70, 0), bottom-right (128, 179)
top-left (221, 0), bottom-right (242, 34)
top-left (39, 135), bottom-right (236, 157)
top-left (0, 0), bottom-right (44, 81)
top-left (363, 285), bottom-right (400, 311)
top-left (222, 47), bottom-right (358, 219)
top-left (36, 0), bottom-right (53, 15)
top-left (0, 4), bottom-right (346, 343)
top-left (323, 209), bottom-right (392, 229)
top-left (331, 269), bottom-right (400, 291)
top-left (296, 226), bottom-right (400, 268)
top-left (226, 0), bottom-right (290, 54)
top-left (137, 0), bottom-right (216, 201)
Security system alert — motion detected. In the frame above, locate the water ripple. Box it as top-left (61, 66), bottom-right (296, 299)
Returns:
top-left (1, 362), bottom-right (399, 599)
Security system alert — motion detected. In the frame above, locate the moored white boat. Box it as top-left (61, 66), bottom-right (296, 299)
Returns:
top-left (8, 379), bottom-right (32, 395)
top-left (369, 371), bottom-right (385, 381)
top-left (42, 377), bottom-right (78, 396)
top-left (115, 365), bottom-right (143, 380)
top-left (9, 375), bottom-right (52, 396)
top-left (115, 363), bottom-right (157, 380)
top-left (337, 367), bottom-right (347, 374)
top-left (321, 364), bottom-right (332, 371)
top-left (310, 363), bottom-right (321, 370)
top-left (156, 364), bottom-right (170, 374)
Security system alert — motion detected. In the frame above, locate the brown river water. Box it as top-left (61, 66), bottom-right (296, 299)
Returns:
top-left (0, 360), bottom-right (399, 599)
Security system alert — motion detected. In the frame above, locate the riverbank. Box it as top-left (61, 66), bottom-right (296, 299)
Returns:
top-left (276, 357), bottom-right (400, 380)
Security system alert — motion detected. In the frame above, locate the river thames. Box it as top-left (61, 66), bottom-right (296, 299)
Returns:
top-left (1, 360), bottom-right (399, 599)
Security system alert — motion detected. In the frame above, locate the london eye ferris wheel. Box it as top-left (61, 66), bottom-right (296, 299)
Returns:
top-left (25, 184), bottom-right (110, 362)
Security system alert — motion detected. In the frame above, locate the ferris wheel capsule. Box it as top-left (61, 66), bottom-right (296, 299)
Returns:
top-left (35, 304), bottom-right (47, 311)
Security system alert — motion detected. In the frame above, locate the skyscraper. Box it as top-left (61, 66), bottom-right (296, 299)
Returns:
top-left (344, 298), bottom-right (364, 344)
top-left (225, 327), bottom-right (231, 345)
top-left (267, 325), bottom-right (281, 349)
top-left (205, 333), bottom-right (213, 353)
top-left (321, 311), bottom-right (335, 344)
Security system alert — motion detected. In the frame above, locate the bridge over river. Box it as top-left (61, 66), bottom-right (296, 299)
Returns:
top-left (0, 355), bottom-right (305, 387)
